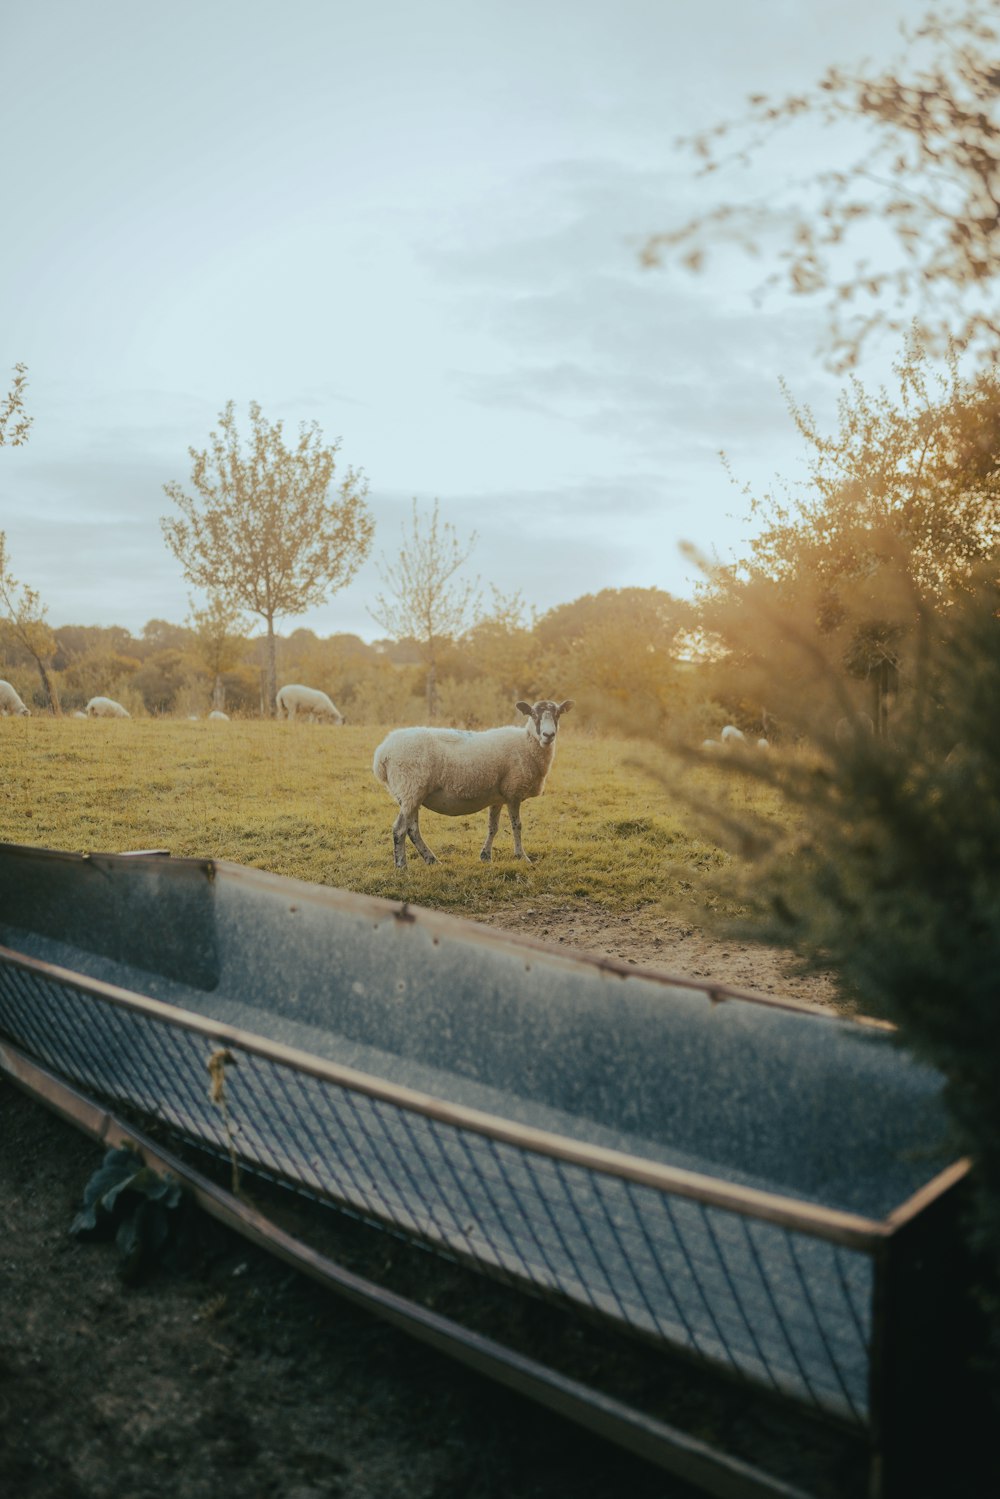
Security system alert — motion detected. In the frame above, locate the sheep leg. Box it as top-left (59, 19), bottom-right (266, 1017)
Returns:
top-left (392, 810), bottom-right (409, 868)
top-left (508, 801), bottom-right (531, 863)
top-left (480, 803), bottom-right (502, 862)
top-left (403, 807), bottom-right (438, 865)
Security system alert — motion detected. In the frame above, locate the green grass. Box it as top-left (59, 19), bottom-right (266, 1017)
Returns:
top-left (0, 719), bottom-right (760, 920)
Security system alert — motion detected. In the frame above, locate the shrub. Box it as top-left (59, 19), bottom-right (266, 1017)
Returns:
top-left (690, 569), bottom-right (1000, 1358)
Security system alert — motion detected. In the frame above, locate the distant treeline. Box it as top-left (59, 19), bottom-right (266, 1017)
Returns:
top-left (0, 587), bottom-right (736, 732)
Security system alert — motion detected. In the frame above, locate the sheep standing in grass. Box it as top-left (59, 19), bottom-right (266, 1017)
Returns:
top-left (208, 709), bottom-right (229, 721)
top-left (276, 683), bottom-right (344, 724)
top-left (373, 698), bottom-right (574, 868)
top-left (0, 680), bottom-right (30, 716)
top-left (85, 696), bottom-right (130, 718)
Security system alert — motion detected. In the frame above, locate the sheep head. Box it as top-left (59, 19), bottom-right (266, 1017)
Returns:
top-left (515, 698), bottom-right (574, 747)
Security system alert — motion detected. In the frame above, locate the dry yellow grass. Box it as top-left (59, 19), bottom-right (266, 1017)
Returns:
top-left (0, 717), bottom-right (746, 918)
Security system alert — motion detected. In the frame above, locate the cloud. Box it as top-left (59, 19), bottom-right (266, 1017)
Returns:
top-left (420, 155), bottom-right (847, 468)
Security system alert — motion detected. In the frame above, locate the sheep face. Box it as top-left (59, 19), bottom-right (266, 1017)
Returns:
top-left (515, 698), bottom-right (574, 747)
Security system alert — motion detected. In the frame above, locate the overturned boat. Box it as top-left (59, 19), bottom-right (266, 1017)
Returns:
top-left (0, 842), bottom-right (971, 1498)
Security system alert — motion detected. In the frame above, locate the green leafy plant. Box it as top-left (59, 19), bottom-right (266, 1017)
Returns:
top-left (70, 1144), bottom-right (188, 1282)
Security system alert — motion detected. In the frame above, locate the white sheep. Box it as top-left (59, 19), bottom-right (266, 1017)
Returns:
top-left (373, 698), bottom-right (574, 868)
top-left (0, 680), bottom-right (30, 716)
top-left (276, 683), bottom-right (344, 724)
top-left (85, 696), bottom-right (130, 719)
top-left (73, 710), bottom-right (88, 719)
top-left (208, 709), bottom-right (229, 721)
top-left (704, 729), bottom-right (768, 754)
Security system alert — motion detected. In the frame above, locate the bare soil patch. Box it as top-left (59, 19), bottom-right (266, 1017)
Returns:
top-left (1, 912), bottom-right (841, 1499)
top-left (476, 901), bottom-right (843, 1012)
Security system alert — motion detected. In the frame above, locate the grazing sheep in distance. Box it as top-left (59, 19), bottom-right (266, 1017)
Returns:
top-left (702, 727), bottom-right (768, 754)
top-left (86, 696), bottom-right (130, 719)
top-left (0, 680), bottom-right (30, 716)
top-left (276, 683), bottom-right (344, 724)
top-left (208, 710), bottom-right (229, 721)
top-left (73, 710), bottom-right (87, 719)
top-left (373, 698), bottom-right (574, 868)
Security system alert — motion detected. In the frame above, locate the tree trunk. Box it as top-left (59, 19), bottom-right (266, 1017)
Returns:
top-left (35, 656), bottom-right (62, 716)
top-left (873, 657), bottom-right (898, 739)
top-left (265, 618), bottom-right (278, 716)
top-left (426, 655), bottom-right (437, 721)
top-left (212, 673), bottom-right (225, 711)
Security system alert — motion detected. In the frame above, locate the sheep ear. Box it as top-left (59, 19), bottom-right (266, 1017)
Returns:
top-left (515, 701), bottom-right (533, 717)
top-left (557, 700), bottom-right (574, 715)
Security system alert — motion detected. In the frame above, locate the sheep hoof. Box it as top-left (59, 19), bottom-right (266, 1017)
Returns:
top-left (480, 850), bottom-right (492, 862)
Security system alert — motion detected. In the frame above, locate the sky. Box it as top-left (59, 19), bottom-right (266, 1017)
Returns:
top-left (1, 0), bottom-right (920, 641)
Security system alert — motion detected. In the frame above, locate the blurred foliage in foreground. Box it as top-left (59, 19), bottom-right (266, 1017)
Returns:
top-left (682, 568), bottom-right (1000, 1358)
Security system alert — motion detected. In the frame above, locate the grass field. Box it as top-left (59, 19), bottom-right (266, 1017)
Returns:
top-left (0, 717), bottom-right (747, 920)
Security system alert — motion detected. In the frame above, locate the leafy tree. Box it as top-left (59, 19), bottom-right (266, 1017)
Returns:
top-left (694, 572), bottom-right (1000, 1346)
top-left (645, 0), bottom-right (1000, 367)
top-left (0, 532), bottom-right (61, 713)
top-left (161, 401), bottom-right (373, 714)
top-left (644, 0), bottom-right (1000, 1380)
top-left (369, 498), bottom-right (480, 719)
top-left (0, 363), bottom-right (32, 447)
top-left (698, 339), bottom-right (1000, 732)
top-left (186, 594), bottom-right (248, 710)
top-left (131, 648), bottom-right (194, 715)
top-left (52, 624), bottom-right (137, 670)
top-left (740, 342), bottom-right (1000, 594)
top-left (459, 587), bottom-right (538, 701)
top-left (535, 586), bottom-right (691, 732)
top-left (57, 647), bottom-right (140, 709)
top-left (139, 618), bottom-right (193, 656)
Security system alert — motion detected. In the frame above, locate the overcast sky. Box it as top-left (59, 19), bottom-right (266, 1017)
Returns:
top-left (1, 0), bottom-right (918, 640)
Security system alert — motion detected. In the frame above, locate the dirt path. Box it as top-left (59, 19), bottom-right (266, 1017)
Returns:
top-left (475, 901), bottom-right (842, 1011)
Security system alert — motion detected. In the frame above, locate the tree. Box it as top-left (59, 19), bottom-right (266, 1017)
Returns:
top-left (742, 341), bottom-right (1000, 593)
top-left (643, 0), bottom-right (1000, 1377)
top-left (534, 586), bottom-right (692, 732)
top-left (369, 499), bottom-right (480, 719)
top-left (695, 338), bottom-right (1000, 731)
top-left (0, 533), bottom-right (62, 713)
top-left (644, 0), bottom-right (1000, 368)
top-left (187, 594), bottom-right (249, 710)
top-left (460, 588), bottom-right (538, 700)
top-left (0, 363), bottom-right (32, 447)
top-left (694, 573), bottom-right (1000, 1329)
top-left (131, 649), bottom-right (191, 715)
top-left (161, 401), bottom-right (373, 714)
